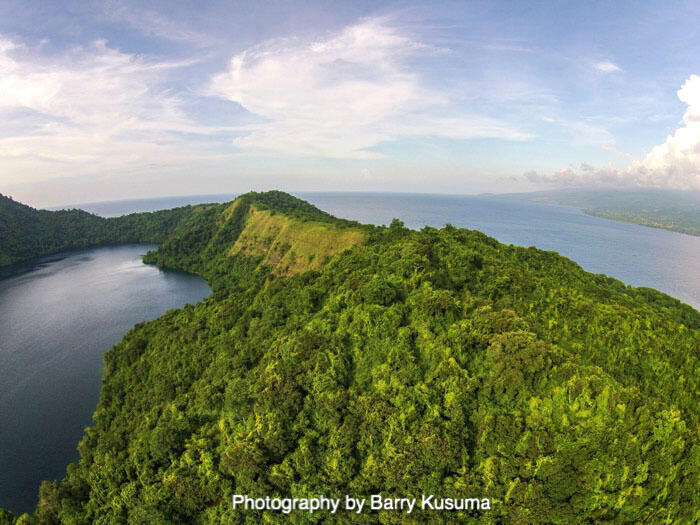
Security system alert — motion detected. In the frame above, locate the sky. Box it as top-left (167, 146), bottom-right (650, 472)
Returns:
top-left (0, 0), bottom-right (699, 207)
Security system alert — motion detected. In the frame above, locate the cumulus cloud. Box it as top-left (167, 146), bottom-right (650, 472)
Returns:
top-left (0, 37), bottom-right (226, 185)
top-left (629, 74), bottom-right (700, 187)
top-left (526, 75), bottom-right (700, 189)
top-left (209, 18), bottom-right (531, 158)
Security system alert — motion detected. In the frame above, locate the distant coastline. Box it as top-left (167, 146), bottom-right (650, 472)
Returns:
top-left (582, 208), bottom-right (700, 237)
top-left (499, 188), bottom-right (700, 238)
top-left (45, 189), bottom-right (700, 238)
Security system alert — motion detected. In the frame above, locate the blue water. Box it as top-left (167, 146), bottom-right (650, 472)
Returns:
top-left (299, 192), bottom-right (700, 309)
top-left (0, 245), bottom-right (211, 514)
top-left (50, 192), bottom-right (700, 308)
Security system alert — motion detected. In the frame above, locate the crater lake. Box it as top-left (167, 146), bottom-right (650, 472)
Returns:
top-left (0, 245), bottom-right (210, 514)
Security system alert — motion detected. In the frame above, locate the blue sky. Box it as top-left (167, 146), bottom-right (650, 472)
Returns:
top-left (0, 0), bottom-right (698, 206)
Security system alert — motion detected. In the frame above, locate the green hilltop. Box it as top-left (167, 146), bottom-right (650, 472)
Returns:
top-left (1, 191), bottom-right (698, 524)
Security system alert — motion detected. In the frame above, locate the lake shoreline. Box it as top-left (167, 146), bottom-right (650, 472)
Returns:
top-left (0, 245), bottom-right (211, 514)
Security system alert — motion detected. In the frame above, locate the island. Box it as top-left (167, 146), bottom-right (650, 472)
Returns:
top-left (1, 191), bottom-right (698, 524)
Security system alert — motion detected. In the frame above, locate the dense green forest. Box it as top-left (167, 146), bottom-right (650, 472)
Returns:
top-left (1, 191), bottom-right (698, 524)
top-left (0, 194), bottom-right (195, 267)
top-left (506, 188), bottom-right (700, 236)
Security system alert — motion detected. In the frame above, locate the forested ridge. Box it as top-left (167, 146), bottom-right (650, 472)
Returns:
top-left (1, 191), bottom-right (698, 524)
top-left (0, 194), bottom-right (195, 267)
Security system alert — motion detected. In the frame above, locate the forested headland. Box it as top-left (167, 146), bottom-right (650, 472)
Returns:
top-left (1, 191), bottom-right (698, 524)
top-left (0, 194), bottom-right (195, 268)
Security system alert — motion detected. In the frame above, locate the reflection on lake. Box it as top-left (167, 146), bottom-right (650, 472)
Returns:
top-left (0, 245), bottom-right (211, 514)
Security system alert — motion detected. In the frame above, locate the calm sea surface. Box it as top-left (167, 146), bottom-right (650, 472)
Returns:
top-left (3, 191), bottom-right (697, 513)
top-left (0, 245), bottom-right (210, 514)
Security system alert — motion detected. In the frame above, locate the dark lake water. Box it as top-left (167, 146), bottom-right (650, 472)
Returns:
top-left (0, 245), bottom-right (210, 514)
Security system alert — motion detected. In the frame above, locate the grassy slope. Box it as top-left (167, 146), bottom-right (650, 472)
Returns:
top-left (142, 191), bottom-right (372, 288)
top-left (2, 191), bottom-right (698, 524)
top-left (232, 206), bottom-right (366, 275)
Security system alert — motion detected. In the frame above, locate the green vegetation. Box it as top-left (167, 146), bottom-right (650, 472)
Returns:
top-left (2, 191), bottom-right (699, 524)
top-left (231, 206), bottom-right (365, 275)
top-left (509, 188), bottom-right (700, 236)
top-left (0, 509), bottom-right (14, 525)
top-left (0, 193), bottom-right (195, 267)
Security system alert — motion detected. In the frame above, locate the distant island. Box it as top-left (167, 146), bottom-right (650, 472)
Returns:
top-left (501, 188), bottom-right (700, 237)
top-left (0, 191), bottom-right (698, 524)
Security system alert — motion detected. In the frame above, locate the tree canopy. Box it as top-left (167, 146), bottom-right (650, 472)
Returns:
top-left (0, 194), bottom-right (195, 267)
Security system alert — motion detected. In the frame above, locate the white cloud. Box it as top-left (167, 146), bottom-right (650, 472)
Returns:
top-left (526, 75), bottom-right (700, 189)
top-left (629, 74), bottom-right (700, 187)
top-left (210, 18), bottom-right (531, 159)
top-left (594, 61), bottom-right (622, 73)
top-left (0, 37), bottom-right (227, 186)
